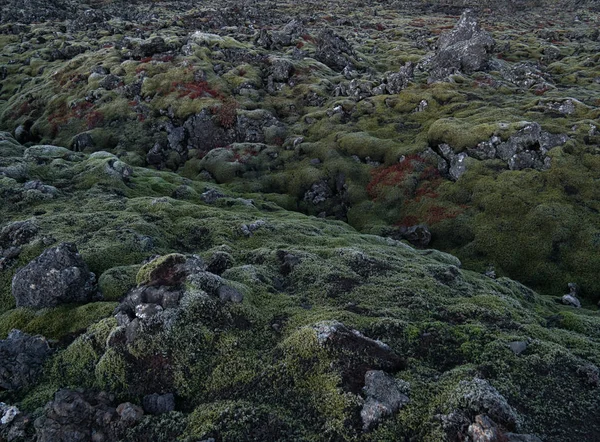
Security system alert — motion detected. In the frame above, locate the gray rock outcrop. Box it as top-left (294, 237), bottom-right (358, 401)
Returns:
top-left (429, 10), bottom-right (495, 81)
top-left (11, 243), bottom-right (97, 308)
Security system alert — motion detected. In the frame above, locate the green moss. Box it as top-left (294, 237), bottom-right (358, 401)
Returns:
top-left (136, 254), bottom-right (186, 286)
top-left (12, 302), bottom-right (117, 340)
top-left (98, 265), bottom-right (141, 301)
top-left (266, 326), bottom-right (361, 437)
top-left (199, 148), bottom-right (245, 183)
top-left (186, 400), bottom-right (299, 441)
top-left (337, 132), bottom-right (400, 163)
top-left (0, 308), bottom-right (36, 338)
top-left (427, 118), bottom-right (519, 151)
top-left (95, 347), bottom-right (129, 392)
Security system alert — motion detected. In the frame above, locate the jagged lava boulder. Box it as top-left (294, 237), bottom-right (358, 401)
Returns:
top-left (0, 329), bottom-right (51, 391)
top-left (11, 243), bottom-right (97, 308)
top-left (429, 10), bottom-right (495, 81)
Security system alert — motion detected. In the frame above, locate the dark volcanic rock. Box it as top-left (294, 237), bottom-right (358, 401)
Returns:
top-left (200, 188), bottom-right (226, 204)
top-left (34, 389), bottom-right (143, 442)
top-left (142, 393), bottom-right (175, 415)
top-left (495, 123), bottom-right (568, 171)
top-left (439, 377), bottom-right (520, 439)
top-left (0, 219), bottom-right (38, 249)
top-left (304, 181), bottom-right (332, 205)
top-left (361, 370), bottom-right (410, 431)
top-left (0, 330), bottom-right (51, 391)
top-left (0, 0), bottom-right (77, 24)
top-left (0, 401), bottom-right (32, 441)
top-left (314, 321), bottom-right (406, 392)
top-left (382, 62), bottom-right (415, 94)
top-left (206, 250), bottom-right (234, 275)
top-left (11, 243), bottom-right (97, 308)
top-left (70, 132), bottom-right (95, 152)
top-left (184, 109), bottom-right (233, 153)
top-left (99, 74), bottom-right (123, 91)
top-left (270, 58), bottom-right (295, 82)
top-left (217, 284), bottom-right (244, 303)
top-left (316, 29), bottom-right (355, 72)
top-left (136, 253), bottom-right (188, 287)
top-left (429, 10), bottom-right (495, 81)
top-left (399, 224), bottom-right (432, 248)
top-left (116, 285), bottom-right (183, 326)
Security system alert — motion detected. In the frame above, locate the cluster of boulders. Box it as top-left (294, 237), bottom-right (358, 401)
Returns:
top-left (255, 19), bottom-right (305, 50)
top-left (146, 108), bottom-right (285, 170)
top-left (332, 62), bottom-right (415, 99)
top-left (312, 321), bottom-right (408, 430)
top-left (429, 122), bottom-right (569, 182)
top-left (0, 0), bottom-right (75, 23)
top-left (1, 243), bottom-right (250, 438)
top-left (437, 378), bottom-right (542, 442)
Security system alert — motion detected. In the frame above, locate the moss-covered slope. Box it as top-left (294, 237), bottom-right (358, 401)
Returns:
top-left (1, 133), bottom-right (600, 441)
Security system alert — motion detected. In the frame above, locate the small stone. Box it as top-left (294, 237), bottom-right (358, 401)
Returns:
top-left (0, 403), bottom-right (20, 425)
top-left (200, 188), bottom-right (225, 204)
top-left (0, 220), bottom-right (38, 248)
top-left (468, 414), bottom-right (503, 442)
top-left (561, 294), bottom-right (581, 308)
top-left (116, 402), bottom-right (144, 426)
top-left (142, 393), bottom-right (175, 415)
top-left (218, 285), bottom-right (244, 303)
top-left (400, 225), bottom-right (431, 248)
top-left (484, 266), bottom-right (496, 279)
top-left (508, 341), bottom-right (527, 355)
top-left (135, 303), bottom-right (164, 320)
top-left (361, 370), bottom-right (410, 430)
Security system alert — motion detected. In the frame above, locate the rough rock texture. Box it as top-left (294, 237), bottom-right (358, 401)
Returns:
top-left (429, 10), bottom-right (495, 80)
top-left (33, 389), bottom-right (143, 442)
top-left (316, 29), bottom-right (356, 71)
top-left (11, 243), bottom-right (97, 308)
top-left (0, 220), bottom-right (38, 250)
top-left (0, 220), bottom-right (38, 269)
top-left (455, 378), bottom-right (519, 429)
top-left (0, 330), bottom-right (51, 391)
top-left (494, 123), bottom-right (568, 171)
top-left (314, 321), bottom-right (406, 391)
top-left (439, 378), bottom-right (521, 439)
top-left (142, 393), bottom-right (176, 415)
top-left (398, 225), bottom-right (432, 248)
top-left (0, 402), bottom-right (30, 441)
top-left (361, 370), bottom-right (410, 430)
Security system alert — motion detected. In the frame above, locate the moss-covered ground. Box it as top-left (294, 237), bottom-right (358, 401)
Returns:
top-left (2, 0), bottom-right (598, 301)
top-left (1, 0), bottom-right (600, 440)
top-left (0, 128), bottom-right (599, 440)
